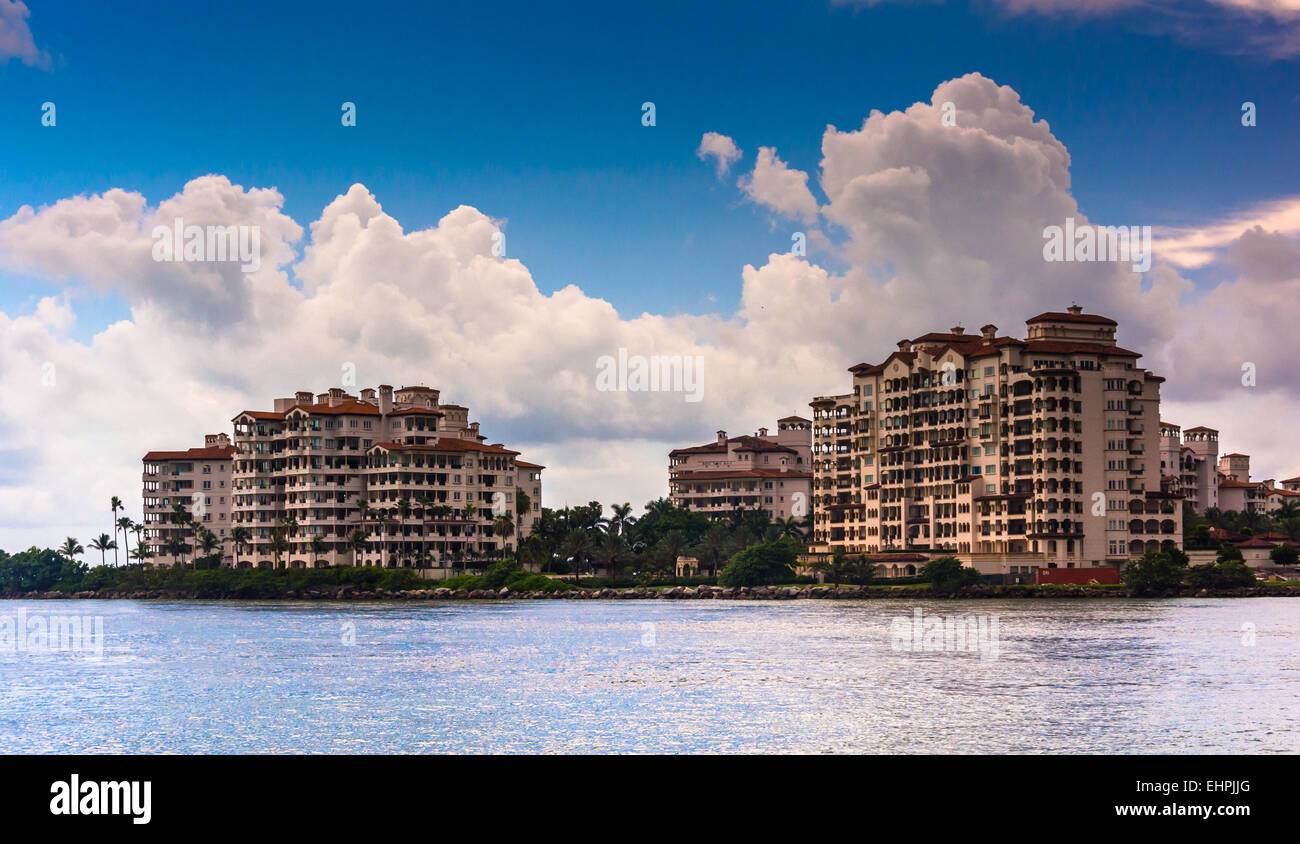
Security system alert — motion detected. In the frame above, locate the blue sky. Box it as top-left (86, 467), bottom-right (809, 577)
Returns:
top-left (2, 0), bottom-right (1297, 338)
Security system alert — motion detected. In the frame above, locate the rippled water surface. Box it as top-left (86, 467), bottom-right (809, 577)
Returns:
top-left (1, 598), bottom-right (1296, 753)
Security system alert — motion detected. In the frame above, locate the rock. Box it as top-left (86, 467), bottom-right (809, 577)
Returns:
top-left (498, 587), bottom-right (511, 598)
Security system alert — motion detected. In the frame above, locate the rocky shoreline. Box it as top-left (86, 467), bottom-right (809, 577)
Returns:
top-left (5, 583), bottom-right (1297, 601)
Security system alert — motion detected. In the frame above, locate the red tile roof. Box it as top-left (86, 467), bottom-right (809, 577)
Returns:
top-left (370, 439), bottom-right (520, 456)
top-left (670, 434), bottom-right (797, 456)
top-left (143, 445), bottom-right (236, 461)
top-left (286, 400), bottom-right (381, 416)
top-left (1026, 311), bottom-right (1118, 326)
top-left (1021, 340), bottom-right (1140, 357)
top-left (514, 460), bottom-right (545, 469)
top-left (670, 469), bottom-right (812, 482)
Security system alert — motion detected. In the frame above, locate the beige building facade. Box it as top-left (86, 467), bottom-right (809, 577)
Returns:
top-left (809, 306), bottom-right (1182, 573)
top-left (669, 417), bottom-right (813, 523)
top-left (144, 385), bottom-right (542, 568)
top-left (142, 434), bottom-right (237, 564)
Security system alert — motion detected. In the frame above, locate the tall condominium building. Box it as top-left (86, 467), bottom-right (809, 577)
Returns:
top-left (144, 384), bottom-right (543, 568)
top-left (809, 306), bottom-right (1182, 571)
top-left (142, 433), bottom-right (237, 564)
top-left (668, 417), bottom-right (813, 523)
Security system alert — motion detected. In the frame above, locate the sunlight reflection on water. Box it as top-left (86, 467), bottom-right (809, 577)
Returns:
top-left (0, 598), bottom-right (1295, 753)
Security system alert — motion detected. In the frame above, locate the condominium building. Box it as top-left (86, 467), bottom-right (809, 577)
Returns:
top-left (668, 417), bottom-right (813, 522)
top-left (142, 434), bottom-right (237, 564)
top-left (809, 306), bottom-right (1182, 572)
top-left (1158, 424), bottom-right (1300, 515)
top-left (1157, 423), bottom-right (1221, 512)
top-left (144, 384), bottom-right (543, 568)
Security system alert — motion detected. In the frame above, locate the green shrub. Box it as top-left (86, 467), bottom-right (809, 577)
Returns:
top-left (1124, 549), bottom-right (1188, 595)
top-left (1269, 544), bottom-right (1299, 566)
top-left (718, 539), bottom-right (798, 587)
top-left (1187, 560), bottom-right (1256, 589)
top-left (919, 556), bottom-right (982, 591)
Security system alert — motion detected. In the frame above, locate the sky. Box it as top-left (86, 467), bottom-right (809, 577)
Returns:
top-left (1, 0), bottom-right (1299, 550)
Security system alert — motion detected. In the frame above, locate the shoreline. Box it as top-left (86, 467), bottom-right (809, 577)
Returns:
top-left (4, 583), bottom-right (1298, 601)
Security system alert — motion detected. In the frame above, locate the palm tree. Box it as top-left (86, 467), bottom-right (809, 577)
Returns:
top-left (417, 494), bottom-right (435, 561)
top-left (608, 502), bottom-right (635, 537)
top-left (116, 516), bottom-right (135, 564)
top-left (109, 496), bottom-right (123, 565)
top-left (346, 528), bottom-right (368, 566)
top-left (777, 516), bottom-right (804, 541)
top-left (198, 530), bottom-right (220, 567)
top-left (59, 537), bottom-right (84, 563)
top-left (375, 509), bottom-right (395, 568)
top-left (188, 516), bottom-right (203, 568)
top-left (562, 528), bottom-right (592, 585)
top-left (269, 529), bottom-right (290, 570)
top-left (595, 531), bottom-right (629, 579)
top-left (515, 488), bottom-right (532, 542)
top-left (129, 544), bottom-right (153, 565)
top-left (89, 533), bottom-right (116, 566)
top-left (309, 535), bottom-right (327, 568)
top-left (698, 524), bottom-right (730, 578)
top-left (1274, 500), bottom-right (1300, 522)
top-left (278, 515), bottom-right (299, 564)
top-left (131, 521), bottom-right (146, 565)
top-left (396, 498), bottom-right (413, 567)
top-left (230, 525), bottom-right (250, 569)
top-left (165, 536), bottom-right (187, 568)
top-left (492, 514), bottom-right (514, 557)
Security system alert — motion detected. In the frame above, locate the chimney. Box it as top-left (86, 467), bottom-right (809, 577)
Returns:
top-left (295, 390), bottom-right (314, 405)
top-left (1067, 304), bottom-right (1083, 315)
top-left (950, 325), bottom-right (964, 336)
top-left (316, 393), bottom-right (329, 405)
top-left (897, 339), bottom-right (912, 353)
top-left (469, 421), bottom-right (481, 439)
top-left (758, 427), bottom-right (769, 438)
top-left (980, 324), bottom-right (997, 341)
top-left (360, 388), bottom-right (376, 403)
top-left (378, 385), bottom-right (393, 415)
top-left (328, 387), bottom-right (346, 407)
top-left (717, 430), bottom-right (727, 445)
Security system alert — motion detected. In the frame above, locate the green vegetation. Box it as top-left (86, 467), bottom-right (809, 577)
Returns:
top-left (1186, 560), bottom-right (1256, 589)
top-left (1124, 548), bottom-right (1189, 595)
top-left (918, 556), bottom-right (983, 592)
top-left (1185, 501), bottom-right (1300, 549)
top-left (523, 498), bottom-right (809, 583)
top-left (1270, 544), bottom-right (1299, 567)
top-left (0, 547), bottom-right (88, 593)
top-left (717, 538), bottom-right (799, 587)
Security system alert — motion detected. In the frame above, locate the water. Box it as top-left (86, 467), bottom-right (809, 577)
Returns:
top-left (1, 598), bottom-right (1296, 753)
